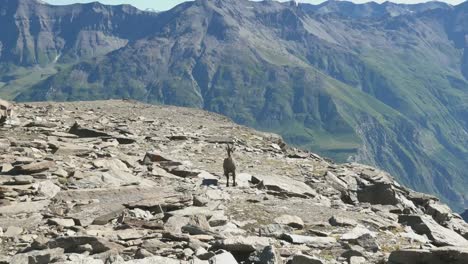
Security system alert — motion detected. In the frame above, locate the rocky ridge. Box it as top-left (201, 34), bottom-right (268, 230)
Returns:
top-left (0, 100), bottom-right (467, 264)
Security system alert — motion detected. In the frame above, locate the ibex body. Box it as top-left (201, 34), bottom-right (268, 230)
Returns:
top-left (0, 99), bottom-right (13, 125)
top-left (223, 144), bottom-right (236, 187)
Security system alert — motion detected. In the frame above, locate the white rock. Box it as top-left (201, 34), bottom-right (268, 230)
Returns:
top-left (274, 215), bottom-right (304, 229)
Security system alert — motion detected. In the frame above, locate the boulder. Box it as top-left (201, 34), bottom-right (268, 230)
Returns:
top-left (11, 175), bottom-right (35, 185)
top-left (10, 248), bottom-right (64, 264)
top-left (349, 256), bottom-right (367, 264)
top-left (357, 183), bottom-right (398, 205)
top-left (209, 214), bottom-right (228, 227)
top-left (259, 245), bottom-right (283, 264)
top-left (141, 238), bottom-right (170, 254)
top-left (217, 236), bottom-right (272, 252)
top-left (47, 236), bottom-right (123, 254)
top-left (47, 218), bottom-right (75, 227)
top-left (329, 216), bottom-right (358, 227)
top-left (251, 174), bottom-right (317, 198)
top-left (399, 215), bottom-right (468, 247)
top-left (209, 250), bottom-right (238, 264)
top-left (446, 218), bottom-right (468, 240)
top-left (68, 122), bottom-right (110, 138)
top-left (0, 200), bottom-right (50, 215)
top-left (4, 226), bottom-right (23, 237)
top-left (142, 151), bottom-right (174, 164)
top-left (274, 215), bottom-right (304, 229)
top-left (426, 202), bottom-right (452, 224)
top-left (9, 161), bottom-right (55, 175)
top-left (288, 254), bottom-right (324, 264)
top-left (259, 224), bottom-right (294, 238)
top-left (34, 180), bottom-right (61, 198)
top-left (280, 234), bottom-right (336, 248)
top-left (388, 246), bottom-right (468, 264)
top-left (124, 256), bottom-right (182, 264)
top-left (340, 226), bottom-right (375, 241)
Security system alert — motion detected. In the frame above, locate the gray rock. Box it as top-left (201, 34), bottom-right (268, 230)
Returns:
top-left (142, 151), bottom-right (174, 164)
top-left (134, 248), bottom-right (153, 259)
top-left (217, 236), bottom-right (272, 252)
top-left (399, 215), bottom-right (468, 247)
top-left (446, 218), bottom-right (468, 240)
top-left (193, 195), bottom-right (209, 207)
top-left (259, 224), bottom-right (294, 238)
top-left (340, 226), bottom-right (374, 241)
top-left (195, 248), bottom-right (215, 260)
top-left (349, 256), bottom-right (367, 264)
top-left (165, 215), bottom-right (191, 234)
top-left (68, 122), bottom-right (110, 138)
top-left (357, 182), bottom-right (398, 205)
top-left (10, 248), bottom-right (64, 264)
top-left (288, 254), bottom-right (324, 264)
top-left (251, 174), bottom-right (317, 198)
top-left (11, 175), bottom-right (35, 185)
top-left (9, 161), bottom-right (55, 175)
top-left (259, 245), bottom-right (283, 264)
top-left (426, 202), bottom-right (452, 224)
top-left (4, 226), bottom-right (23, 237)
top-left (48, 218), bottom-right (75, 227)
top-left (209, 250), bottom-right (238, 264)
top-left (124, 256), bottom-right (182, 263)
top-left (34, 180), bottom-right (61, 198)
top-left (281, 234), bottom-right (336, 248)
top-left (329, 216), bottom-right (358, 227)
top-left (141, 238), bottom-right (170, 254)
top-left (47, 236), bottom-right (123, 254)
top-left (388, 246), bottom-right (468, 264)
top-left (209, 214), bottom-right (228, 227)
top-left (274, 215), bottom-right (304, 229)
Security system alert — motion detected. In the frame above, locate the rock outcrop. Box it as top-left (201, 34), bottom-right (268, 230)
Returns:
top-left (0, 100), bottom-right (466, 263)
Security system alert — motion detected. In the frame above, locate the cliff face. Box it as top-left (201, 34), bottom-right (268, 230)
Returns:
top-left (0, 0), bottom-right (467, 211)
top-left (0, 100), bottom-right (467, 263)
top-left (0, 0), bottom-right (157, 65)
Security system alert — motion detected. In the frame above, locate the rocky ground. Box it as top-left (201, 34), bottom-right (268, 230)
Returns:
top-left (0, 100), bottom-right (467, 264)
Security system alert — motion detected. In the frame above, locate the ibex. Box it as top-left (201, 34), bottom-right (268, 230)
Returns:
top-left (223, 143), bottom-right (236, 187)
top-left (0, 99), bottom-right (13, 125)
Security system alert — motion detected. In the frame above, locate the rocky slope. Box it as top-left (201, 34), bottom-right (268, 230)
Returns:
top-left (0, 100), bottom-right (467, 264)
top-left (0, 0), bottom-right (467, 211)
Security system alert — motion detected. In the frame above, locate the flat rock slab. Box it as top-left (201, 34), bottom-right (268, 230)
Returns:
top-left (289, 254), bottom-right (325, 264)
top-left (0, 213), bottom-right (43, 230)
top-left (55, 187), bottom-right (189, 226)
top-left (399, 215), bottom-right (468, 247)
top-left (0, 200), bottom-right (50, 216)
top-left (217, 236), bottom-right (273, 252)
top-left (209, 250), bottom-right (239, 264)
top-left (281, 234), bottom-right (337, 248)
top-left (9, 161), bottom-right (55, 175)
top-left (388, 246), bottom-right (468, 264)
top-left (251, 174), bottom-right (317, 198)
top-left (124, 256), bottom-right (183, 263)
top-left (167, 207), bottom-right (217, 218)
top-left (47, 235), bottom-right (124, 254)
top-left (274, 215), bottom-right (304, 229)
top-left (10, 248), bottom-right (65, 264)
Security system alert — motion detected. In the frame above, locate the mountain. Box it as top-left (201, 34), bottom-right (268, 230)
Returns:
top-left (0, 0), bottom-right (467, 211)
top-left (0, 100), bottom-right (467, 263)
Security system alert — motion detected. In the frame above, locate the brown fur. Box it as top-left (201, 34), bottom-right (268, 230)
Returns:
top-left (223, 144), bottom-right (236, 187)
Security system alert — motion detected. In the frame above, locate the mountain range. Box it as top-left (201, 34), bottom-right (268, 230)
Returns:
top-left (0, 0), bottom-right (467, 211)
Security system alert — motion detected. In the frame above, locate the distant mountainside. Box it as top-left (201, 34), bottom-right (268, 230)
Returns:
top-left (0, 0), bottom-right (467, 211)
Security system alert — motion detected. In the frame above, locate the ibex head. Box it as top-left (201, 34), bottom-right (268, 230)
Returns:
top-left (226, 143), bottom-right (235, 157)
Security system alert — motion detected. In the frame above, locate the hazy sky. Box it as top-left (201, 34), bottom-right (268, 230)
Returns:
top-left (43, 0), bottom-right (466, 11)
